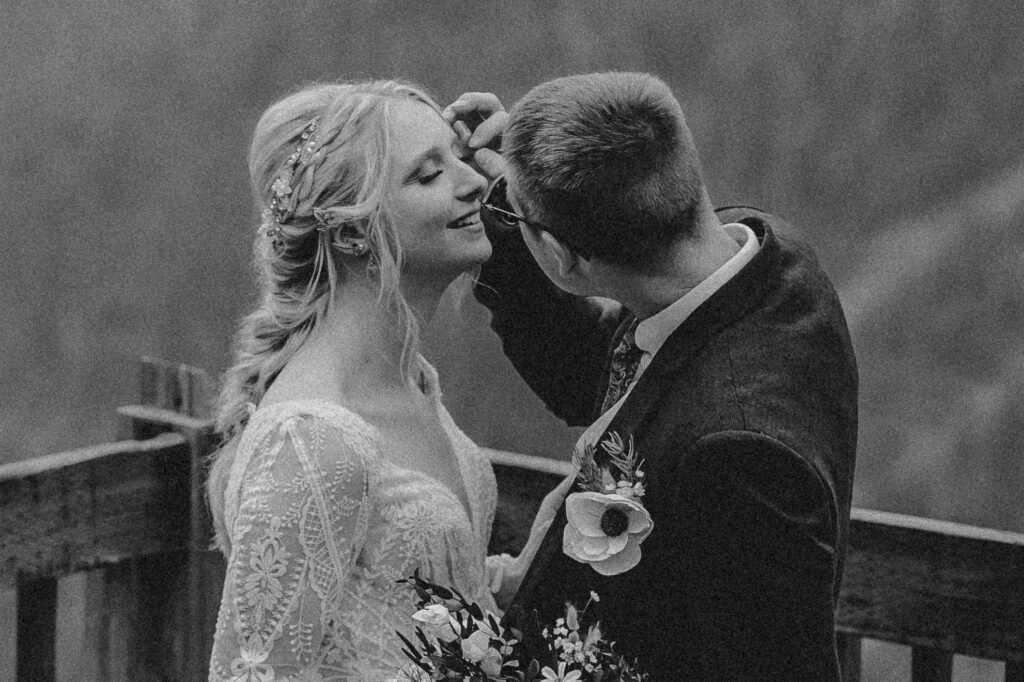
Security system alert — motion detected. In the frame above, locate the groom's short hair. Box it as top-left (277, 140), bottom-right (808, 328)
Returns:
top-left (504, 72), bottom-right (706, 268)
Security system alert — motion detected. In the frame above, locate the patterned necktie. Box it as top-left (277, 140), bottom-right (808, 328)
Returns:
top-left (600, 322), bottom-right (644, 414)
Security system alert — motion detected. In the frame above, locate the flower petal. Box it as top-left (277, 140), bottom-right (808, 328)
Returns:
top-left (603, 531), bottom-right (628, 554)
top-left (562, 524), bottom-right (588, 562)
top-left (592, 537), bottom-right (642, 576)
top-left (565, 493), bottom-right (610, 537)
top-left (626, 506), bottom-right (654, 535)
top-left (580, 535), bottom-right (611, 558)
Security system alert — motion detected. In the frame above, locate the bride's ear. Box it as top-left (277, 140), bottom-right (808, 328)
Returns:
top-left (332, 222), bottom-right (371, 259)
top-left (314, 208), bottom-right (372, 257)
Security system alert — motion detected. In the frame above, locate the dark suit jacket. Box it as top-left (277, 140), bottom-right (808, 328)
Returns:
top-left (475, 207), bottom-right (858, 681)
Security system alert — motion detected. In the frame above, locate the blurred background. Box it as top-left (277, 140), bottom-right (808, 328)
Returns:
top-left (1, 1), bottom-right (1022, 677)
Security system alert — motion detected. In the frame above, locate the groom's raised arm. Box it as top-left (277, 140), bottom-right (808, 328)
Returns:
top-left (474, 217), bottom-right (621, 426)
top-left (446, 92), bottom-right (622, 425)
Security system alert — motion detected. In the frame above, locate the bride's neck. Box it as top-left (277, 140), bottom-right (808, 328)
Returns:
top-left (277, 280), bottom-right (444, 399)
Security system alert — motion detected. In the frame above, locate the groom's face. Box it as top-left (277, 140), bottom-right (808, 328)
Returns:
top-left (507, 174), bottom-right (593, 297)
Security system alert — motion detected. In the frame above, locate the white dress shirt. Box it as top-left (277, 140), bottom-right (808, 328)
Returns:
top-left (577, 222), bottom-right (761, 451)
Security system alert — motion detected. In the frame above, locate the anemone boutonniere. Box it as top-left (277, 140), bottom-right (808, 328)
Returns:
top-left (563, 433), bottom-right (653, 576)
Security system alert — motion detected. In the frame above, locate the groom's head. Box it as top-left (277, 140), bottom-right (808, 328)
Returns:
top-left (503, 72), bottom-right (709, 272)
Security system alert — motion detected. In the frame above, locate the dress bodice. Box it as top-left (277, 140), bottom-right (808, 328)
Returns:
top-left (209, 364), bottom-right (499, 682)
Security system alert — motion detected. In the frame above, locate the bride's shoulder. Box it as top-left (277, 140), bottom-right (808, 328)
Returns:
top-left (242, 399), bottom-right (381, 462)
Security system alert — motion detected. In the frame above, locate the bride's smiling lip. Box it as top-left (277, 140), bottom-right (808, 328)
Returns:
top-left (446, 209), bottom-right (481, 230)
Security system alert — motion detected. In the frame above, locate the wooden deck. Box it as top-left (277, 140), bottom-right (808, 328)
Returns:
top-left (2, 359), bottom-right (1022, 681)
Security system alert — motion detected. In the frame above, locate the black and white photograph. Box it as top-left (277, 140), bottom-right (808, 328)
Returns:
top-left (1, 2), bottom-right (1022, 680)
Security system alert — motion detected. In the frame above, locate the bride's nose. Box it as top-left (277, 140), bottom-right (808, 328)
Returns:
top-left (455, 159), bottom-right (488, 202)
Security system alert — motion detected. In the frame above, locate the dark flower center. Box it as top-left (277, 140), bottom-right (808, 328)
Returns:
top-left (600, 508), bottom-right (629, 537)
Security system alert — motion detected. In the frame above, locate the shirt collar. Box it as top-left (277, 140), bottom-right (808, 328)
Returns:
top-left (633, 222), bottom-right (760, 357)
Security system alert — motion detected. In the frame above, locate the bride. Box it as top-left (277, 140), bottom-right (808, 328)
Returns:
top-left (206, 80), bottom-right (557, 681)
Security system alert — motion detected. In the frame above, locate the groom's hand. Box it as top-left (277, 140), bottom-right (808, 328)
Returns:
top-left (443, 92), bottom-right (508, 180)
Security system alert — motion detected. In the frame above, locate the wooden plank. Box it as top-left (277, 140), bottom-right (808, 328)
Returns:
top-left (838, 508), bottom-right (1024, 662)
top-left (0, 433), bottom-right (191, 587)
top-left (16, 575), bottom-right (57, 682)
top-left (910, 647), bottom-right (953, 682)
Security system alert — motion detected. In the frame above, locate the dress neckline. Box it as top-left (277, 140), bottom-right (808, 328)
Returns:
top-left (240, 377), bottom-right (478, 535)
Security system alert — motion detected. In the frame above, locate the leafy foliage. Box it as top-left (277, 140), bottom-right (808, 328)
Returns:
top-left (395, 571), bottom-right (647, 681)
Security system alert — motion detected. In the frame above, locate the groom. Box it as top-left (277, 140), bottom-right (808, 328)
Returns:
top-left (446, 72), bottom-right (857, 680)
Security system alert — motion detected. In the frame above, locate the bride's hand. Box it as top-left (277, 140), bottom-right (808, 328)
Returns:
top-left (490, 471), bottom-right (576, 608)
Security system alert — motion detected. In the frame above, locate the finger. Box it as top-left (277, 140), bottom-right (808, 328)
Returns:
top-left (473, 148), bottom-right (506, 180)
top-left (442, 92), bottom-right (505, 122)
top-left (452, 120), bottom-right (472, 143)
top-left (452, 120), bottom-right (472, 156)
top-left (468, 111), bottom-right (509, 149)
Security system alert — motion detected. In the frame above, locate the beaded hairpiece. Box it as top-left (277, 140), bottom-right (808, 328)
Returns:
top-left (263, 119), bottom-right (320, 241)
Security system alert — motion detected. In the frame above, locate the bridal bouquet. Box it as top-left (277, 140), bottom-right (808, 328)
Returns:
top-left (396, 571), bottom-right (647, 681)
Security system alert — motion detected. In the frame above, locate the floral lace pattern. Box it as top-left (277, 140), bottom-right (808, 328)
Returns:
top-left (210, 366), bottom-right (499, 682)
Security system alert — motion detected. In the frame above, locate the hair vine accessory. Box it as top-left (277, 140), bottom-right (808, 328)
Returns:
top-left (312, 206), bottom-right (341, 232)
top-left (263, 118), bottom-right (321, 240)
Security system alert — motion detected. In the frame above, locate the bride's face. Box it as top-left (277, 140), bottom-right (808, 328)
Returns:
top-left (384, 100), bottom-right (491, 280)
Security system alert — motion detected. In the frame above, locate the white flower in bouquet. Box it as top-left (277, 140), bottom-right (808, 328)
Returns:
top-left (460, 628), bottom-right (491, 663)
top-left (410, 603), bottom-right (457, 642)
top-left (479, 646), bottom-right (504, 677)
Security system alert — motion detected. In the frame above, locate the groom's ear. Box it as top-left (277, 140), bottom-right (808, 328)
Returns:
top-left (539, 231), bottom-right (584, 280)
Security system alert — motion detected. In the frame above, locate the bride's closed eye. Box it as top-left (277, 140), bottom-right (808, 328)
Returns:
top-left (417, 169), bottom-right (443, 184)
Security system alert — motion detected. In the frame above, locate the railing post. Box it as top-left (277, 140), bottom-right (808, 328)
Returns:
top-left (116, 357), bottom-right (222, 682)
top-left (15, 576), bottom-right (57, 682)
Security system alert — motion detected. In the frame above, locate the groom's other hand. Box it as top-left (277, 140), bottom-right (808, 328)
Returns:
top-left (443, 92), bottom-right (507, 180)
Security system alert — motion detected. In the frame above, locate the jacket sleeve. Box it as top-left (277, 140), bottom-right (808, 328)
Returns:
top-left (474, 219), bottom-right (621, 425)
top-left (656, 430), bottom-right (841, 681)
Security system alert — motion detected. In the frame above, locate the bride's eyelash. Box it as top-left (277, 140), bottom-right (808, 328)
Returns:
top-left (418, 170), bottom-right (443, 184)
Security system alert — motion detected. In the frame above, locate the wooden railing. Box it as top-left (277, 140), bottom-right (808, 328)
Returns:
top-left (2, 359), bottom-right (1023, 681)
top-left (0, 358), bottom-right (222, 681)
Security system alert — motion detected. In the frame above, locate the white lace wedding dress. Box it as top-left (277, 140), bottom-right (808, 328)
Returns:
top-left (208, 362), bottom-right (500, 682)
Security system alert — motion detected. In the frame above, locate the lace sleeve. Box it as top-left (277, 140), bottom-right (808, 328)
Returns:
top-left (209, 414), bottom-right (375, 681)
